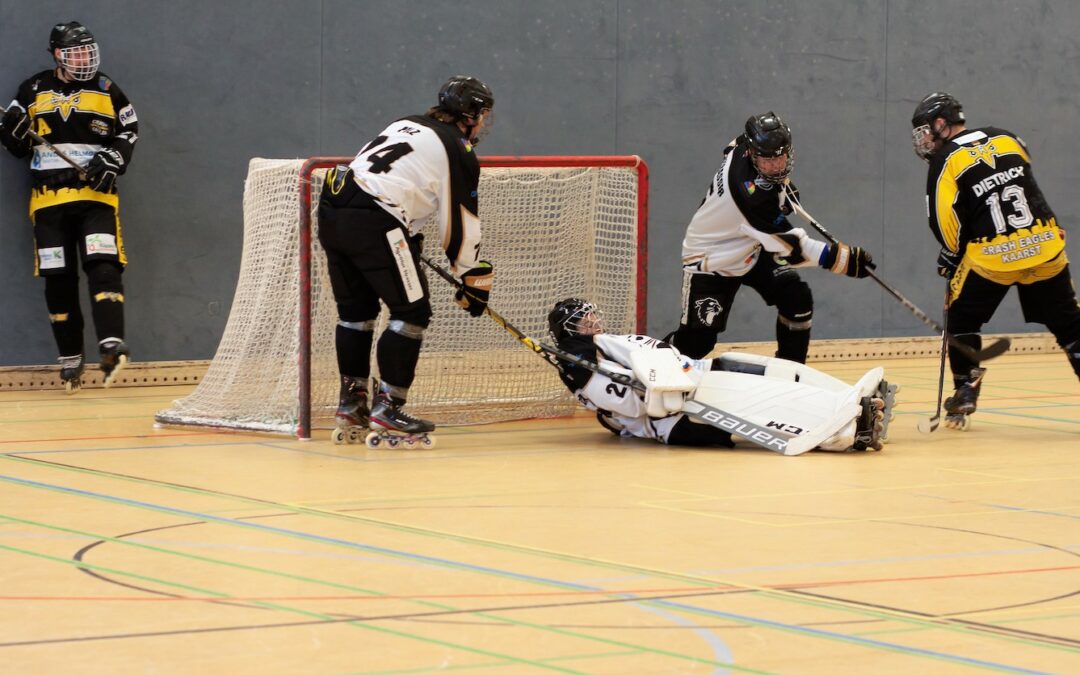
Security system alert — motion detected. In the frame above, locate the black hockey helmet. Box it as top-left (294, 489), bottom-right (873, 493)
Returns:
top-left (744, 111), bottom-right (794, 183)
top-left (437, 76), bottom-right (494, 121)
top-left (911, 92), bottom-right (964, 128)
top-left (911, 92), bottom-right (964, 160)
top-left (48, 21), bottom-right (99, 81)
top-left (548, 298), bottom-right (603, 342)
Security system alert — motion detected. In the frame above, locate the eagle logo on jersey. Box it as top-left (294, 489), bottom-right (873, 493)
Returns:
top-left (42, 92), bottom-right (82, 122)
top-left (694, 298), bottom-right (723, 326)
top-left (966, 141), bottom-right (999, 170)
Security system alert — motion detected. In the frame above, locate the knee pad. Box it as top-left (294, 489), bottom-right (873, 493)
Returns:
top-left (85, 261), bottom-right (124, 300)
top-left (388, 303), bottom-right (432, 332)
top-left (44, 273), bottom-right (80, 316)
top-left (775, 277), bottom-right (813, 329)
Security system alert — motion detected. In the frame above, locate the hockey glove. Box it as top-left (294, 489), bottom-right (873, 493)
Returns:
top-left (820, 242), bottom-right (875, 278)
top-left (85, 148), bottom-right (124, 192)
top-left (1, 106), bottom-right (30, 141)
top-left (937, 247), bottom-right (961, 279)
top-left (455, 261), bottom-right (494, 317)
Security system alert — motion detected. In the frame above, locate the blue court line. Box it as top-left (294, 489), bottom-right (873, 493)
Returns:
top-left (0, 474), bottom-right (735, 670)
top-left (0, 472), bottom-right (1062, 672)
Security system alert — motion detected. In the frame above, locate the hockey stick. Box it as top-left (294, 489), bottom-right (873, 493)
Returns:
top-left (419, 255), bottom-right (822, 455)
top-left (0, 104), bottom-right (87, 179)
top-left (917, 286), bottom-right (951, 434)
top-left (783, 186), bottom-right (1010, 362)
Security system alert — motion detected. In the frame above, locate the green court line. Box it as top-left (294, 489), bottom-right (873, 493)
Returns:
top-left (2, 454), bottom-right (1075, 659)
top-left (349, 649), bottom-right (643, 675)
top-left (0, 511), bottom-right (764, 674)
top-left (0, 541), bottom-right (581, 674)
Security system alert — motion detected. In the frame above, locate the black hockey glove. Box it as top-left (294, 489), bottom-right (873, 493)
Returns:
top-left (820, 242), bottom-right (875, 278)
top-left (455, 261), bottom-right (494, 317)
top-left (85, 148), bottom-right (125, 192)
top-left (1, 106), bottom-right (30, 141)
top-left (937, 247), bottom-right (961, 279)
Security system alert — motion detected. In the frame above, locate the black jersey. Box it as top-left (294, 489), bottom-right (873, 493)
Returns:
top-left (681, 138), bottom-right (826, 276)
top-left (926, 127), bottom-right (1064, 275)
top-left (2, 69), bottom-right (138, 215)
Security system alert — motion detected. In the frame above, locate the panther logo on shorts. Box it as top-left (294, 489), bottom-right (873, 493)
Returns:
top-left (694, 298), bottom-right (723, 326)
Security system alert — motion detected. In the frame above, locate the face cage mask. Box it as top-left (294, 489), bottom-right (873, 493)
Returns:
top-left (751, 149), bottom-right (795, 185)
top-left (57, 43), bottom-right (100, 81)
top-left (555, 303), bottom-right (604, 340)
top-left (465, 109), bottom-right (494, 145)
top-left (912, 124), bottom-right (937, 160)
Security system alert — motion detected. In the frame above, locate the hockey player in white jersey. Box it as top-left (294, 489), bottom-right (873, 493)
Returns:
top-left (670, 112), bottom-right (875, 363)
top-left (550, 298), bottom-right (894, 453)
top-left (317, 76), bottom-right (495, 446)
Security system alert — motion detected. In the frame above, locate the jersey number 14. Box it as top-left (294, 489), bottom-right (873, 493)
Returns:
top-left (360, 136), bottom-right (414, 174)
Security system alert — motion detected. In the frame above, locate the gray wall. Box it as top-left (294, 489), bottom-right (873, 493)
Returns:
top-left (2, 1), bottom-right (1078, 365)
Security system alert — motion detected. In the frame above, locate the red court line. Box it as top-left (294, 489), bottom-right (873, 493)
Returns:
top-left (2, 564), bottom-right (1073, 602)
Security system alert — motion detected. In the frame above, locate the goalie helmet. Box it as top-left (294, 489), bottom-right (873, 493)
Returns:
top-left (548, 298), bottom-right (603, 342)
top-left (437, 76), bottom-right (494, 122)
top-left (49, 21), bottom-right (99, 82)
top-left (911, 92), bottom-right (964, 160)
top-left (745, 112), bottom-right (794, 184)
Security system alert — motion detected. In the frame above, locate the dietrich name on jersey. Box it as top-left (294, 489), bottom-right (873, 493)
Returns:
top-left (348, 115), bottom-right (482, 276)
top-left (926, 127), bottom-right (1065, 278)
top-left (2, 69), bottom-right (138, 215)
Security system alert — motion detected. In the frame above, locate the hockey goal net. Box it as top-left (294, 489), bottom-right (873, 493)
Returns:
top-left (156, 156), bottom-right (648, 438)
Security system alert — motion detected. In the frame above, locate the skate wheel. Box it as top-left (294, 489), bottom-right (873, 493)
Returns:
top-left (402, 436), bottom-right (417, 448)
top-left (331, 428), bottom-right (347, 445)
top-left (365, 432), bottom-right (382, 448)
top-left (347, 428), bottom-right (363, 443)
top-left (385, 435), bottom-right (401, 448)
top-left (420, 435), bottom-right (435, 448)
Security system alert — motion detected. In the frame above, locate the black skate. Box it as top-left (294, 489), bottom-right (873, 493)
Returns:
top-left (852, 394), bottom-right (887, 451)
top-left (59, 355), bottom-right (84, 395)
top-left (944, 367), bottom-right (985, 431)
top-left (99, 339), bottom-right (130, 388)
top-left (330, 376), bottom-right (370, 445)
top-left (366, 393), bottom-right (436, 448)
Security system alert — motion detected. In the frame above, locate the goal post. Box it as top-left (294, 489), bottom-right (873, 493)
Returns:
top-left (156, 155), bottom-right (649, 439)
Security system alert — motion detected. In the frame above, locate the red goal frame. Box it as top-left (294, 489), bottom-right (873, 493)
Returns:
top-left (295, 156), bottom-right (649, 439)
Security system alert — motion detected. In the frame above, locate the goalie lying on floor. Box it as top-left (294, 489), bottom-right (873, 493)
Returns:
top-left (547, 298), bottom-right (896, 452)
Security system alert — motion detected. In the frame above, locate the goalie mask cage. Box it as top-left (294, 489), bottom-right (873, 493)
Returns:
top-left (155, 155), bottom-right (648, 438)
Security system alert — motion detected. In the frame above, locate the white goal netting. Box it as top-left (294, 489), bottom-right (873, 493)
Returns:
top-left (156, 156), bottom-right (646, 436)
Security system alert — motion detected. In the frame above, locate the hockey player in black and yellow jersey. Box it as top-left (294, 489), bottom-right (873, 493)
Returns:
top-left (912, 92), bottom-right (1080, 418)
top-left (0, 21), bottom-right (138, 392)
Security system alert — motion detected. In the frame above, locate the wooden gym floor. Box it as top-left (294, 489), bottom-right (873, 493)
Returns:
top-left (0, 352), bottom-right (1076, 674)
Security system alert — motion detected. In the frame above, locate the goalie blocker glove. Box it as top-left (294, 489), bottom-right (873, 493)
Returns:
top-left (937, 247), bottom-right (961, 279)
top-left (820, 242), bottom-right (874, 278)
top-left (84, 147), bottom-right (124, 192)
top-left (1, 106), bottom-right (30, 141)
top-left (455, 261), bottom-right (494, 317)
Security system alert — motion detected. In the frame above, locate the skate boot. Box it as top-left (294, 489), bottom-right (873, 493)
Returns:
top-left (99, 339), bottom-right (130, 388)
top-left (944, 367), bottom-right (985, 431)
top-left (366, 392), bottom-right (436, 448)
top-left (852, 394), bottom-right (887, 451)
top-left (330, 375), bottom-right (370, 445)
top-left (59, 354), bottom-right (85, 395)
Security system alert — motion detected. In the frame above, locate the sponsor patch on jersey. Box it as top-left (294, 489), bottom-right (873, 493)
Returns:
top-left (85, 233), bottom-right (118, 256)
top-left (743, 180), bottom-right (756, 195)
top-left (385, 228), bottom-right (423, 302)
top-left (118, 104), bottom-right (137, 126)
top-left (89, 119), bottom-right (110, 136)
top-left (695, 297), bottom-right (723, 327)
top-left (460, 138), bottom-right (473, 153)
top-left (38, 246), bottom-right (65, 270)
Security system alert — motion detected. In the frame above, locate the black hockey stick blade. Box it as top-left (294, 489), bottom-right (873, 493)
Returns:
top-left (947, 335), bottom-right (1011, 362)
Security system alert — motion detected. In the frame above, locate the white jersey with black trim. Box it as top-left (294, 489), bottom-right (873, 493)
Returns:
top-left (561, 333), bottom-right (710, 441)
top-left (681, 138), bottom-right (826, 277)
top-left (348, 115), bottom-right (482, 275)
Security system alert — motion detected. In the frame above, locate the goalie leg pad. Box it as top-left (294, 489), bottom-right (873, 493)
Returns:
top-left (714, 351), bottom-right (851, 391)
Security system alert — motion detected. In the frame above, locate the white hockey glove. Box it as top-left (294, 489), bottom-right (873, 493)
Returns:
top-left (629, 348), bottom-right (697, 418)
